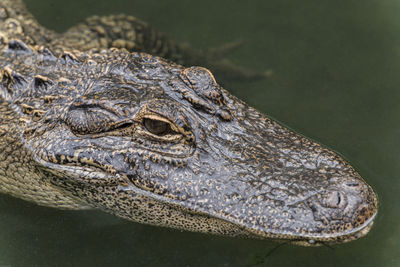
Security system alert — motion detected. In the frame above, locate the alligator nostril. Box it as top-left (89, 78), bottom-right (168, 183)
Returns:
top-left (325, 191), bottom-right (343, 208)
top-left (345, 182), bottom-right (360, 187)
top-left (336, 193), bottom-right (341, 206)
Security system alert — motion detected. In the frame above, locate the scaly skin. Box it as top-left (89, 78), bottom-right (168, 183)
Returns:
top-left (0, 0), bottom-right (377, 246)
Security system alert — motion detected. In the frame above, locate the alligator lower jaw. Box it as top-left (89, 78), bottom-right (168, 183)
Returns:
top-left (334, 216), bottom-right (376, 244)
top-left (241, 211), bottom-right (377, 246)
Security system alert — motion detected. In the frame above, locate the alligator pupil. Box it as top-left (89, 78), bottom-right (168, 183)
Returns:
top-left (143, 118), bottom-right (171, 135)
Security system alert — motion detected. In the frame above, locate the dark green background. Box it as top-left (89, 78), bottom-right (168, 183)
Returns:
top-left (0, 0), bottom-right (398, 266)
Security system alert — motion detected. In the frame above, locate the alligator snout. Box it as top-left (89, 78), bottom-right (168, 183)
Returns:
top-left (308, 175), bottom-right (377, 232)
top-left (195, 88), bottom-right (378, 244)
top-left (322, 191), bottom-right (345, 209)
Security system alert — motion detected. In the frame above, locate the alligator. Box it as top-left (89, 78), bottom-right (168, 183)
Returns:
top-left (0, 0), bottom-right (377, 246)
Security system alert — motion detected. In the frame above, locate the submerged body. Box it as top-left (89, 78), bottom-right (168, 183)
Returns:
top-left (0, 0), bottom-right (377, 246)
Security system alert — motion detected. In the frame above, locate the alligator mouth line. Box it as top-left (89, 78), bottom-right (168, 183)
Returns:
top-left (36, 153), bottom-right (377, 245)
top-left (244, 210), bottom-right (377, 245)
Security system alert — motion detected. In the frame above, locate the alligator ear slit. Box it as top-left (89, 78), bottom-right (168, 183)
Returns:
top-left (179, 67), bottom-right (233, 121)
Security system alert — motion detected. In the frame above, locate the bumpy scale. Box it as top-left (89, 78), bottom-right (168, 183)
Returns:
top-left (0, 0), bottom-right (377, 246)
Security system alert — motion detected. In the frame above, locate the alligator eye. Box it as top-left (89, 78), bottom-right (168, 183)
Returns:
top-left (143, 118), bottom-right (172, 136)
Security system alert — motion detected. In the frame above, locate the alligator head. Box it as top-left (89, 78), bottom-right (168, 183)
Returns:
top-left (6, 45), bottom-right (377, 246)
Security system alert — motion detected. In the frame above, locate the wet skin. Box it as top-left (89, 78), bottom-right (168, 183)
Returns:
top-left (0, 0), bottom-right (377, 246)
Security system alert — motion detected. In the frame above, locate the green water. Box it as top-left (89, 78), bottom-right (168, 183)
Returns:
top-left (0, 0), bottom-right (399, 266)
